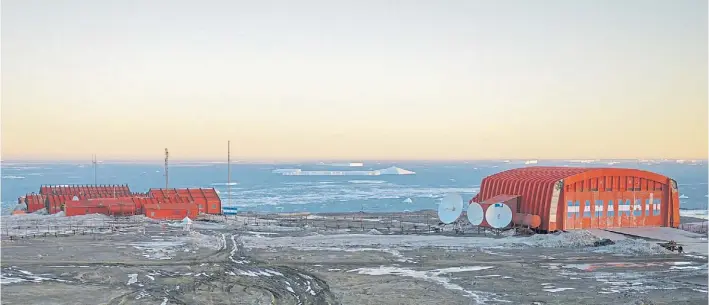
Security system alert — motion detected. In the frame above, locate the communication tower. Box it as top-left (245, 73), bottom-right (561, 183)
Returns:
top-left (164, 148), bottom-right (169, 189)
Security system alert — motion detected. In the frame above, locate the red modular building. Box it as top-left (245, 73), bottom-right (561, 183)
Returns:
top-left (16, 185), bottom-right (224, 220)
top-left (471, 167), bottom-right (681, 232)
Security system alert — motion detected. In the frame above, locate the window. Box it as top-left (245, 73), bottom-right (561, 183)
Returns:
top-left (605, 176), bottom-right (612, 191)
top-left (212, 204), bottom-right (217, 209)
top-left (150, 212), bottom-right (155, 217)
top-left (654, 183), bottom-right (663, 191)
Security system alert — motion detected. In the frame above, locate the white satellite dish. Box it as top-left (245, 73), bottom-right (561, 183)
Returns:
top-left (467, 202), bottom-right (484, 226)
top-left (485, 203), bottom-right (513, 229)
top-left (438, 193), bottom-right (463, 224)
top-left (71, 196), bottom-right (79, 201)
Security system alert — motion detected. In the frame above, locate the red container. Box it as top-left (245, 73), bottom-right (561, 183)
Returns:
top-left (63, 198), bottom-right (137, 216)
top-left (65, 204), bottom-right (109, 216)
top-left (472, 167), bottom-right (681, 232)
top-left (107, 203), bottom-right (137, 216)
top-left (144, 203), bottom-right (199, 220)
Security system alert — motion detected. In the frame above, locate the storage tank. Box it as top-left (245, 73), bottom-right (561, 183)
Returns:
top-left (471, 167), bottom-right (681, 232)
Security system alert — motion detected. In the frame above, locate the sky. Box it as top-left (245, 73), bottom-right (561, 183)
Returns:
top-left (2, 0), bottom-right (707, 161)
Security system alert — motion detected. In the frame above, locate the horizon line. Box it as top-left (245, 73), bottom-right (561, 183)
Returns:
top-left (2, 158), bottom-right (707, 164)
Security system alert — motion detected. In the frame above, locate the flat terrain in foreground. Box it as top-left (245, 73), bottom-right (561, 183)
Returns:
top-left (1, 213), bottom-right (707, 305)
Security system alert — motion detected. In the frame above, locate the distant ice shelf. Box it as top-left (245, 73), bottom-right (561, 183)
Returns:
top-left (273, 166), bottom-right (415, 176)
top-left (317, 162), bottom-right (364, 167)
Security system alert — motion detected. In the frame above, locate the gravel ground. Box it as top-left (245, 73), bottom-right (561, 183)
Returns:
top-left (1, 214), bottom-right (707, 305)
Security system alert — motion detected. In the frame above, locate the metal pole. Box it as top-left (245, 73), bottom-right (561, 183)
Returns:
top-left (228, 140), bottom-right (231, 209)
top-left (93, 154), bottom-right (97, 185)
top-left (164, 148), bottom-right (169, 189)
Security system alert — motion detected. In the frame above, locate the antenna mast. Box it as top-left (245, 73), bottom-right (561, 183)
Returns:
top-left (164, 148), bottom-right (169, 189)
top-left (92, 154), bottom-right (97, 185)
top-left (227, 140), bottom-right (231, 207)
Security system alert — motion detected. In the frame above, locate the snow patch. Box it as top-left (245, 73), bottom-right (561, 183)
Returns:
top-left (349, 266), bottom-right (495, 303)
top-left (130, 241), bottom-right (185, 260)
top-left (127, 274), bottom-right (138, 285)
top-left (187, 231), bottom-right (222, 250)
top-left (543, 287), bottom-right (575, 293)
top-left (348, 180), bottom-right (387, 184)
top-left (592, 239), bottom-right (672, 256)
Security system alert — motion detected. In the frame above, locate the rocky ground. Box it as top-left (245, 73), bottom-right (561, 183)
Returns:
top-left (1, 213), bottom-right (707, 305)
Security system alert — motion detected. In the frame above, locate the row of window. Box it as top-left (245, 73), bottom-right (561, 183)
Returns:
top-left (565, 176), bottom-right (663, 192)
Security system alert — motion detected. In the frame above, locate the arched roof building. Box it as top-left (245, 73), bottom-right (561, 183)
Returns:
top-left (471, 167), bottom-right (680, 231)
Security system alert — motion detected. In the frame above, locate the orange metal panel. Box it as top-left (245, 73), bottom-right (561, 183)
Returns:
top-left (144, 203), bottom-right (199, 220)
top-left (562, 168), bottom-right (676, 230)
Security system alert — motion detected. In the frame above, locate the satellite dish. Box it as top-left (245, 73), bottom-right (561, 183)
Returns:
top-left (72, 196), bottom-right (79, 201)
top-left (485, 203), bottom-right (513, 229)
top-left (467, 202), bottom-right (484, 226)
top-left (438, 193), bottom-right (463, 224)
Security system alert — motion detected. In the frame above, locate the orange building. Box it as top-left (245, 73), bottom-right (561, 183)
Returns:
top-left (472, 167), bottom-right (681, 232)
top-left (18, 185), bottom-right (223, 217)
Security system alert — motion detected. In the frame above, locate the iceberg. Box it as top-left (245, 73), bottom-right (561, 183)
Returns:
top-left (374, 167), bottom-right (415, 175)
top-left (272, 169), bottom-right (302, 174)
top-left (567, 160), bottom-right (597, 164)
top-left (277, 166), bottom-right (416, 176)
top-left (327, 162), bottom-right (364, 167)
top-left (402, 198), bottom-right (413, 203)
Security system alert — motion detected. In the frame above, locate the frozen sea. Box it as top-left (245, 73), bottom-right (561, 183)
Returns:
top-left (1, 160), bottom-right (707, 216)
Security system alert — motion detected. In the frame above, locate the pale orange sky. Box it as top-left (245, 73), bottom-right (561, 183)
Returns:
top-left (2, 0), bottom-right (707, 161)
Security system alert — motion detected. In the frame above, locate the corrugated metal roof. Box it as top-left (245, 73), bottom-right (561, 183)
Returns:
top-left (479, 194), bottom-right (519, 205)
top-left (472, 167), bottom-right (594, 231)
top-left (485, 166), bottom-right (593, 182)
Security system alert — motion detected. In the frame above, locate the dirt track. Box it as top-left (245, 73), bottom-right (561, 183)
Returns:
top-left (1, 224), bottom-right (339, 305)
